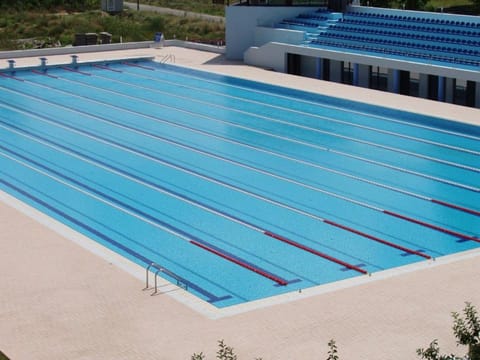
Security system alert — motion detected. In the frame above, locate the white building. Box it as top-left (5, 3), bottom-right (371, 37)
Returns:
top-left (226, 2), bottom-right (480, 107)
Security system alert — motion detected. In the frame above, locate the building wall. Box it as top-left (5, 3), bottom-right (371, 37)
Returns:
top-left (244, 42), bottom-right (288, 71)
top-left (254, 27), bottom-right (305, 48)
top-left (101, 0), bottom-right (124, 12)
top-left (225, 6), bottom-right (313, 60)
top-left (228, 5), bottom-right (480, 107)
top-left (244, 41), bottom-right (480, 107)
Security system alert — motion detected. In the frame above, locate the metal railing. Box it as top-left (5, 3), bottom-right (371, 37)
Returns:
top-left (144, 262), bottom-right (188, 296)
top-left (158, 53), bottom-right (176, 64)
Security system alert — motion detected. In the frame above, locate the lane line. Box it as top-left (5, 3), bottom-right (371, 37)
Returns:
top-left (0, 114), bottom-right (437, 259)
top-left (92, 64), bottom-right (122, 73)
top-left (2, 72), bottom-right (478, 241)
top-left (264, 231), bottom-right (370, 273)
top-left (0, 72), bottom-right (24, 81)
top-left (93, 67), bottom-right (480, 164)
top-left (383, 210), bottom-right (480, 243)
top-left (0, 176), bottom-right (231, 303)
top-left (19, 82), bottom-right (476, 216)
top-left (9, 75), bottom-right (479, 193)
top-left (119, 67), bottom-right (480, 154)
top-left (1, 96), bottom-right (477, 243)
top-left (122, 61), bottom-right (155, 70)
top-left (0, 119), bottom-right (400, 270)
top-left (430, 199), bottom-right (480, 216)
top-left (31, 69), bottom-right (58, 78)
top-left (322, 221), bottom-right (432, 258)
top-left (61, 66), bottom-right (91, 76)
top-left (147, 61), bottom-right (480, 142)
top-left (3, 82), bottom-right (477, 216)
top-left (0, 147), bottom-right (290, 286)
top-left (190, 240), bottom-right (289, 286)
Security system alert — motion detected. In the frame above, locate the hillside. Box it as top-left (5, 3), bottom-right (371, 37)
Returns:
top-left (0, 0), bottom-right (225, 50)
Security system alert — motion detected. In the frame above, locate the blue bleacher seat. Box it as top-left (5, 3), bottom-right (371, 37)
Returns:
top-left (306, 9), bottom-right (480, 67)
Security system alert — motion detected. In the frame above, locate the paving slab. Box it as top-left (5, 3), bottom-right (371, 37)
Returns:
top-left (1, 45), bottom-right (479, 360)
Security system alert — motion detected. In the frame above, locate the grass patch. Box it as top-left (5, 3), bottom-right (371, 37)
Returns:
top-left (140, 0), bottom-right (226, 16)
top-left (424, 0), bottom-right (475, 11)
top-left (426, 0), bottom-right (473, 6)
top-left (0, 351), bottom-right (10, 360)
top-left (0, 8), bottom-right (225, 50)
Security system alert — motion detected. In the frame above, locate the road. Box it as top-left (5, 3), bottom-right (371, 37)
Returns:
top-left (123, 1), bottom-right (225, 22)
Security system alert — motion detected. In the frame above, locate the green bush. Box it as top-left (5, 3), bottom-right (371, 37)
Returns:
top-left (147, 16), bottom-right (165, 31)
top-left (417, 302), bottom-right (480, 360)
top-left (1, 2), bottom-right (225, 50)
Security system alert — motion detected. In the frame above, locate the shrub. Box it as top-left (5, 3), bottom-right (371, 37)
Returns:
top-left (327, 339), bottom-right (339, 360)
top-left (452, 302), bottom-right (480, 360)
top-left (417, 302), bottom-right (480, 360)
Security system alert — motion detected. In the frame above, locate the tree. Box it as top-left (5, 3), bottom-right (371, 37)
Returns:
top-left (191, 340), bottom-right (240, 360)
top-left (404, 0), bottom-right (427, 10)
top-left (327, 339), bottom-right (339, 360)
top-left (216, 340), bottom-right (237, 360)
top-left (416, 340), bottom-right (461, 360)
top-left (452, 302), bottom-right (480, 360)
top-left (417, 302), bottom-right (480, 360)
top-left (191, 353), bottom-right (206, 360)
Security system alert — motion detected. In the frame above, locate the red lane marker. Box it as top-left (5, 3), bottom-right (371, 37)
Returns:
top-left (323, 220), bottom-right (432, 259)
top-left (31, 69), bottom-right (58, 78)
top-left (92, 64), bottom-right (122, 72)
top-left (383, 210), bottom-right (480, 243)
top-left (264, 231), bottom-right (369, 274)
top-left (121, 61), bottom-right (155, 70)
top-left (0, 72), bottom-right (24, 82)
top-left (190, 240), bottom-right (288, 286)
top-left (61, 66), bottom-right (91, 76)
top-left (431, 199), bottom-right (480, 217)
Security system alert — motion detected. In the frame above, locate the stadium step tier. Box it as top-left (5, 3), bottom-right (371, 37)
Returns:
top-left (276, 8), bottom-right (480, 68)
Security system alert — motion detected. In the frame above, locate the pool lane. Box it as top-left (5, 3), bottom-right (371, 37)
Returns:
top-left (0, 93), bottom-right (476, 256)
top-left (0, 62), bottom-right (479, 307)
top-left (23, 69), bottom-right (479, 190)
top-left (2, 70), bottom-right (478, 217)
top-left (1, 74), bottom-right (478, 208)
top-left (1, 70), bottom-right (478, 252)
top-left (0, 106), bottom-right (435, 267)
top-left (89, 65), bottom-right (480, 169)
top-left (121, 61), bottom-right (480, 152)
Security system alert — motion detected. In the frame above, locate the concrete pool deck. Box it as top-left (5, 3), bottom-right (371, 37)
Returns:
top-left (1, 46), bottom-right (480, 359)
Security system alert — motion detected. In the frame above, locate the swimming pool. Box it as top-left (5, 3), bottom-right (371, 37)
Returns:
top-left (0, 59), bottom-right (479, 308)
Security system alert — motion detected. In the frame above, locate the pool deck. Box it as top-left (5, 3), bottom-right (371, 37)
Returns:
top-left (1, 46), bottom-right (480, 360)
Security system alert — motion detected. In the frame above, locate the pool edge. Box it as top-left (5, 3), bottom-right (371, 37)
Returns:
top-left (2, 187), bottom-right (479, 319)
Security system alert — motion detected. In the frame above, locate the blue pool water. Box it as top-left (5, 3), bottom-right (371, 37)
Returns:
top-left (0, 59), bottom-right (479, 308)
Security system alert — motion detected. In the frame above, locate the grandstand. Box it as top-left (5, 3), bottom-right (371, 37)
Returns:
top-left (226, 3), bottom-right (480, 107)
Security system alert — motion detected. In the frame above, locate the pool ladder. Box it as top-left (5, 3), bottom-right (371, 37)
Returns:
top-left (159, 54), bottom-right (176, 64)
top-left (144, 262), bottom-right (188, 296)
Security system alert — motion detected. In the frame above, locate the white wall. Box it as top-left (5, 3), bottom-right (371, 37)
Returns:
top-left (243, 41), bottom-right (480, 82)
top-left (244, 42), bottom-right (288, 72)
top-left (225, 5), bottom-right (313, 60)
top-left (0, 41), bottom-right (153, 60)
top-left (0, 40), bottom-right (224, 63)
top-left (254, 27), bottom-right (305, 47)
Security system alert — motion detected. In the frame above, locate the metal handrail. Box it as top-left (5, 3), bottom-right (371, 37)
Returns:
top-left (144, 262), bottom-right (188, 296)
top-left (159, 54), bottom-right (176, 64)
